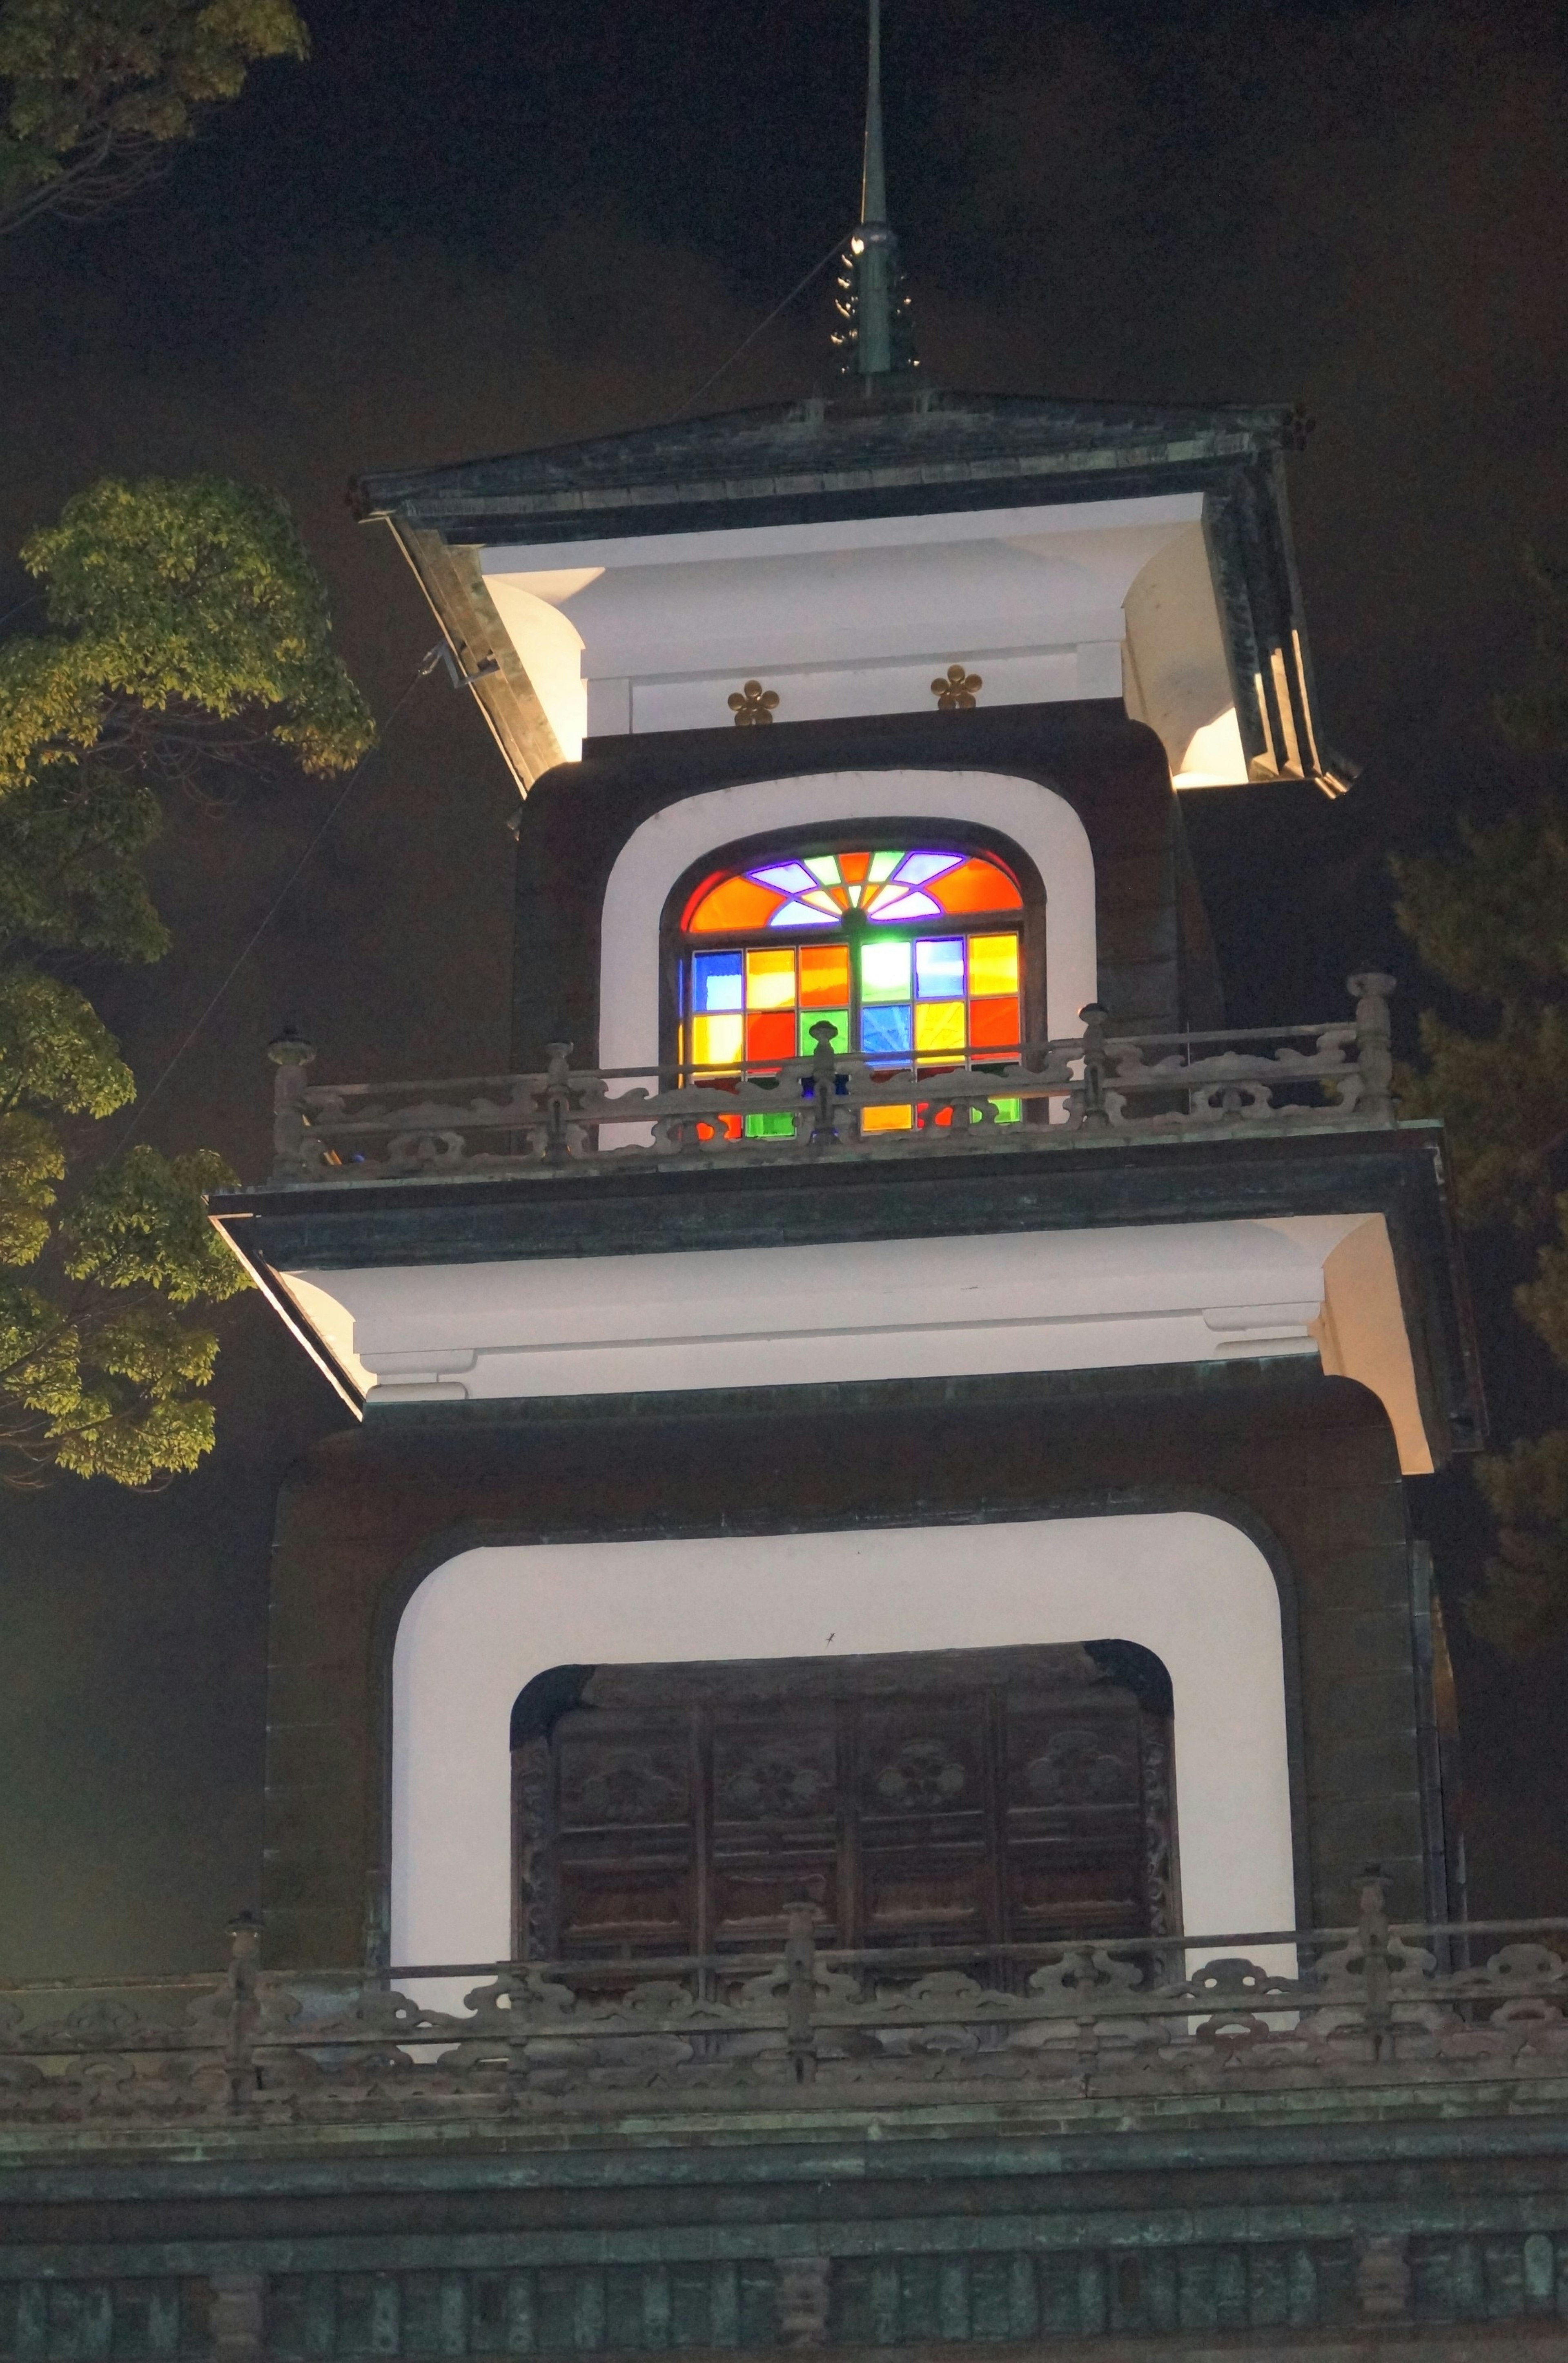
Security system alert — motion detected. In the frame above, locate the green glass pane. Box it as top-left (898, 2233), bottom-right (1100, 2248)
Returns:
top-left (744, 1110), bottom-right (797, 1137)
top-left (990, 1097), bottom-right (1022, 1126)
top-left (804, 855), bottom-right (842, 887)
top-left (798, 1008), bottom-right (849, 1053)
top-left (869, 849), bottom-right (902, 882)
top-left (860, 937), bottom-right (911, 1001)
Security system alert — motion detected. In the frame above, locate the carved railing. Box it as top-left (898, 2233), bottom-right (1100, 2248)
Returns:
top-left (265, 974), bottom-right (1398, 1185)
top-left (5, 1879), bottom-right (1568, 2127)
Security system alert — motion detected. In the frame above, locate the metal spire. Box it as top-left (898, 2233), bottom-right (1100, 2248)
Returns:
top-left (835, 0), bottom-right (914, 384)
top-left (860, 0), bottom-right (887, 230)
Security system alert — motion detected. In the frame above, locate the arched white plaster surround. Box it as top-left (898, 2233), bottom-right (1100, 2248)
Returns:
top-left (390, 1511), bottom-right (1295, 1990)
top-left (596, 770), bottom-right (1096, 1073)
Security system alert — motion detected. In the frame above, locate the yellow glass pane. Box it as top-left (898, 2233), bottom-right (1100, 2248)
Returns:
top-left (799, 944), bottom-right (850, 1006)
top-left (861, 1103), bottom-right (913, 1132)
top-left (691, 1012), bottom-right (743, 1067)
top-left (745, 947), bottom-right (797, 1008)
top-left (915, 1000), bottom-right (966, 1053)
top-left (967, 933), bottom-right (1019, 996)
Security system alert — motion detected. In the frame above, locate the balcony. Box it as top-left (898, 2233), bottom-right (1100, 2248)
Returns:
top-left (265, 974), bottom-right (1399, 1188)
top-left (2, 1882), bottom-right (1566, 2138)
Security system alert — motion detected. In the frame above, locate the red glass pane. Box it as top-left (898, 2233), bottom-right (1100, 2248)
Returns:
top-left (746, 1010), bottom-right (796, 1062)
top-left (688, 875), bottom-right (787, 932)
top-left (968, 995), bottom-right (1020, 1050)
top-left (928, 856), bottom-right (1022, 914)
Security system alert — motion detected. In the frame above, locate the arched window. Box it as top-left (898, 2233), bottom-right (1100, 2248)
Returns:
top-left (676, 844), bottom-right (1029, 1130)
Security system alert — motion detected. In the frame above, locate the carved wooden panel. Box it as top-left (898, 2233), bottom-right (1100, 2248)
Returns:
top-left (512, 1644), bottom-right (1177, 1960)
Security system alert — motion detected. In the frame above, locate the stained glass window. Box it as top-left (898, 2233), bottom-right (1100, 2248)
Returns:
top-left (680, 847), bottom-right (1026, 1134)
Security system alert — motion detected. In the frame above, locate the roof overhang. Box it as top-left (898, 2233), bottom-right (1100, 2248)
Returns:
top-left (352, 389), bottom-right (1349, 799)
top-left (210, 1124), bottom-right (1481, 1474)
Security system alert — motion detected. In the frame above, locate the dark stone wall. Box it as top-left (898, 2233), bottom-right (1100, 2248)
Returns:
top-left (6, 2109), bottom-right (1568, 2358)
top-left (509, 701), bottom-right (1218, 1067)
top-left (261, 1359), bottom-right (1419, 1972)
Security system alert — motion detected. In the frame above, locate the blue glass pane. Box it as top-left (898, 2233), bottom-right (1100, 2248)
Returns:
top-left (867, 890), bottom-right (939, 923)
top-left (915, 937), bottom-right (965, 999)
top-left (692, 952), bottom-right (743, 1012)
top-left (752, 863), bottom-right (817, 894)
top-left (895, 851), bottom-right (964, 886)
top-left (861, 1004), bottom-right (913, 1057)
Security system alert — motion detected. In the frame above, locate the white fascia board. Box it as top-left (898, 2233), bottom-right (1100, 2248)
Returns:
top-left (479, 491), bottom-right (1205, 576)
top-left (277, 1208), bottom-right (1432, 1472)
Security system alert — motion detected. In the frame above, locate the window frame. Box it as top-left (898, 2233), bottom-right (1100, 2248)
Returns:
top-left (659, 819), bottom-right (1048, 1084)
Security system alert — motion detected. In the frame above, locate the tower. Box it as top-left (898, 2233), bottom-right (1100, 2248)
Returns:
top-left (18, 19), bottom-right (1568, 2362)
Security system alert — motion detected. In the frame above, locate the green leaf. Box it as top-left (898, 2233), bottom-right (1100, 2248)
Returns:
top-left (0, 468), bottom-right (368, 1485)
top-left (0, 0), bottom-right (308, 225)
top-left (65, 1143), bottom-right (249, 1304)
top-left (0, 965), bottom-right (133, 1117)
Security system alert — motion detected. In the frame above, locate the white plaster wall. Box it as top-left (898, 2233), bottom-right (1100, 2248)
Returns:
top-left (480, 494), bottom-right (1203, 755)
top-left (597, 768), bottom-right (1096, 1073)
top-left (390, 1512), bottom-right (1295, 1991)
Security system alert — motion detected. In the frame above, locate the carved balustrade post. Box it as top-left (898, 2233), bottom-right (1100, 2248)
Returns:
top-left (807, 1023), bottom-right (849, 1148)
top-left (224, 1911), bottom-right (261, 2112)
top-left (784, 1904), bottom-right (818, 2083)
top-left (1356, 1865), bottom-right (1393, 2059)
top-left (1075, 1003), bottom-right (1111, 1131)
top-left (1348, 972), bottom-right (1397, 1123)
top-left (267, 1030), bottom-right (316, 1181)
top-left (541, 1043), bottom-right (575, 1164)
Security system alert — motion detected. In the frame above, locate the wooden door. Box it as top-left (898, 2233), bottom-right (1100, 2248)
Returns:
top-left (511, 1644), bottom-right (1178, 1961)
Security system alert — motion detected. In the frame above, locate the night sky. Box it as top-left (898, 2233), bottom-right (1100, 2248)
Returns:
top-left (2, 0), bottom-right (1566, 1975)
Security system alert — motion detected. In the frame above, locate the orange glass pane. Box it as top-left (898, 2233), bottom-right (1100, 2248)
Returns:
top-left (745, 947), bottom-right (797, 1008)
top-left (928, 856), bottom-right (1022, 915)
top-left (799, 943), bottom-right (850, 1007)
top-left (967, 934), bottom-right (1020, 995)
top-left (861, 1102), bottom-right (913, 1132)
top-left (915, 1000), bottom-right (966, 1053)
top-left (746, 1010), bottom-right (795, 1062)
top-left (688, 875), bottom-right (787, 932)
top-left (838, 851), bottom-right (871, 885)
top-left (696, 1111), bottom-right (743, 1141)
top-left (969, 995), bottom-right (1020, 1050)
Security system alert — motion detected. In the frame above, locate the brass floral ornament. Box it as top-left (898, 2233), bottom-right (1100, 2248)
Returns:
top-left (728, 681), bottom-right (780, 726)
top-left (931, 663), bottom-right (982, 709)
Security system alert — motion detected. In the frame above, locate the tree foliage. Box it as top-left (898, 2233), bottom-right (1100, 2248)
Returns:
top-left (1395, 557), bottom-right (1568, 1651)
top-left (0, 474), bottom-right (371, 1485)
top-left (0, 0), bottom-right (306, 235)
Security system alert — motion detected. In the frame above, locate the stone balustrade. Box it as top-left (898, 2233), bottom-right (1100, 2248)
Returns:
top-left (263, 974), bottom-right (1399, 1186)
top-left (5, 1877), bottom-right (1568, 2129)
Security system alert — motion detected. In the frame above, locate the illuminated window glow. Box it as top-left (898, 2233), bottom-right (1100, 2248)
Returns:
top-left (681, 847), bottom-right (1027, 1135)
top-left (685, 847), bottom-right (1022, 933)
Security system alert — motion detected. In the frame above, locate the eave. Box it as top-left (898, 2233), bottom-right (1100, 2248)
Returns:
top-left (209, 1124), bottom-right (1483, 1470)
top-left (350, 388), bottom-right (1335, 798)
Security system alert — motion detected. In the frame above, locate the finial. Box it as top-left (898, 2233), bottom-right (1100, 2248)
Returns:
top-left (834, 0), bottom-right (916, 385)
